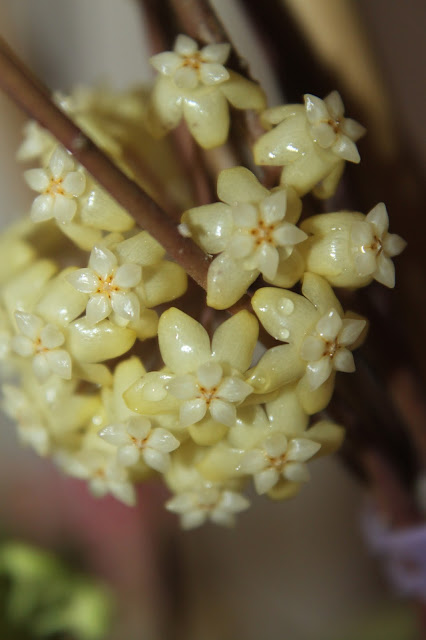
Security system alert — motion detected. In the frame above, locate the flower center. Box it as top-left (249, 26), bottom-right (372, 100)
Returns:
top-left (267, 453), bottom-right (286, 470)
top-left (324, 339), bottom-right (338, 359)
top-left (182, 53), bottom-right (202, 71)
top-left (95, 274), bottom-right (120, 297)
top-left (45, 176), bottom-right (65, 196)
top-left (198, 385), bottom-right (219, 406)
top-left (327, 117), bottom-right (341, 134)
top-left (249, 219), bottom-right (276, 246)
top-left (34, 337), bottom-right (47, 353)
top-left (130, 435), bottom-right (148, 449)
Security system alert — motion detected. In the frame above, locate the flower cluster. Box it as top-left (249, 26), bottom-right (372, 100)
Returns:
top-left (1, 35), bottom-right (406, 530)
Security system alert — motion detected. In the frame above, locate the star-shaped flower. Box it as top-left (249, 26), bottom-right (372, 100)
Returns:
top-left (125, 308), bottom-right (259, 436)
top-left (166, 484), bottom-right (250, 529)
top-left (24, 146), bottom-right (86, 224)
top-left (182, 167), bottom-right (306, 309)
top-left (241, 431), bottom-right (321, 494)
top-left (151, 34), bottom-right (231, 90)
top-left (99, 415), bottom-right (179, 472)
top-left (67, 244), bottom-right (142, 325)
top-left (11, 311), bottom-right (72, 382)
top-left (300, 308), bottom-right (366, 390)
top-left (305, 91), bottom-right (366, 163)
top-left (2, 384), bottom-right (50, 455)
top-left (350, 202), bottom-right (407, 288)
top-left (147, 35), bottom-right (266, 148)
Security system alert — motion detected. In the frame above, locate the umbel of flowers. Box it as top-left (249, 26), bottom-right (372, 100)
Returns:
top-left (0, 35), bottom-right (406, 529)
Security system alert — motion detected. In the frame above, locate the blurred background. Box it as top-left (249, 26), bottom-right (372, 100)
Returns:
top-left (0, 1), bottom-right (424, 638)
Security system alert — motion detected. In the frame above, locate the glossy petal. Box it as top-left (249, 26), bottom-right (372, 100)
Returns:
top-left (111, 291), bottom-right (140, 321)
top-left (148, 428), bottom-right (179, 453)
top-left (167, 374), bottom-right (199, 400)
top-left (143, 447), bottom-right (170, 473)
top-left (89, 245), bottom-right (117, 278)
top-left (355, 251), bottom-right (377, 277)
top-left (197, 362), bottom-right (223, 389)
top-left (217, 167), bottom-right (268, 206)
top-left (183, 89), bottom-right (229, 148)
top-left (382, 233), bottom-right (407, 258)
top-left (211, 310), bottom-right (258, 371)
top-left (40, 324), bottom-right (65, 349)
top-left (174, 66), bottom-right (199, 89)
top-left (241, 450), bottom-right (267, 474)
top-left (159, 308), bottom-right (211, 373)
top-left (306, 356), bottom-right (333, 390)
top-left (375, 253), bottom-right (395, 288)
top-left (300, 336), bottom-right (324, 361)
top-left (338, 318), bottom-right (366, 346)
top-left (260, 190), bottom-right (287, 224)
top-left (201, 43), bottom-right (231, 64)
top-left (50, 146), bottom-right (74, 179)
top-left (304, 94), bottom-right (328, 123)
top-left (283, 461), bottom-right (309, 483)
top-left (67, 268), bottom-right (99, 294)
top-left (333, 348), bottom-right (355, 372)
top-left (150, 51), bottom-right (182, 75)
top-left (45, 349), bottom-right (72, 379)
top-left (24, 168), bottom-right (49, 192)
top-left (324, 90), bottom-right (344, 119)
top-left (199, 62), bottom-right (229, 85)
top-left (366, 202), bottom-right (388, 236)
top-left (254, 468), bottom-right (279, 494)
top-left (316, 308), bottom-right (342, 340)
top-left (264, 432), bottom-right (288, 457)
top-left (209, 398), bottom-right (236, 427)
top-left (207, 251), bottom-right (258, 310)
top-left (52, 194), bottom-right (77, 224)
top-left (31, 194), bottom-right (54, 222)
top-left (332, 135), bottom-right (360, 163)
top-left (218, 377), bottom-right (252, 403)
top-left (286, 438), bottom-right (321, 462)
top-left (14, 311), bottom-right (43, 340)
top-left (174, 34), bottom-right (198, 56)
top-left (86, 294), bottom-right (111, 325)
top-left (180, 397), bottom-right (207, 427)
top-left (113, 263), bottom-right (142, 288)
top-left (62, 171), bottom-right (86, 196)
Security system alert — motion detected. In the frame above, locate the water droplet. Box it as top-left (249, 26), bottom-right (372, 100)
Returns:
top-left (279, 328), bottom-right (290, 340)
top-left (278, 297), bottom-right (294, 316)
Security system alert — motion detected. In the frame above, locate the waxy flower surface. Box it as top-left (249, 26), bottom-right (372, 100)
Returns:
top-left (182, 167), bottom-right (306, 309)
top-left (24, 145), bottom-right (86, 224)
top-left (249, 274), bottom-right (366, 413)
top-left (166, 484), bottom-right (250, 529)
top-left (100, 415), bottom-right (179, 472)
top-left (12, 311), bottom-right (71, 381)
top-left (148, 35), bottom-right (266, 148)
top-left (304, 91), bottom-right (366, 163)
top-left (125, 308), bottom-right (258, 435)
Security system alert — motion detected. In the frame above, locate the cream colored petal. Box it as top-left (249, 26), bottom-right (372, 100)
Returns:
top-left (338, 318), bottom-right (366, 346)
top-left (260, 190), bottom-right (287, 224)
top-left (334, 348), bottom-right (355, 373)
top-left (256, 243), bottom-right (280, 281)
top-left (99, 423), bottom-right (130, 446)
top-left (286, 438), bottom-right (321, 462)
top-left (351, 220), bottom-right (374, 247)
top-left (265, 384), bottom-right (309, 433)
top-left (181, 511), bottom-right (208, 529)
top-left (14, 311), bottom-right (43, 340)
top-left (180, 397), bottom-right (207, 427)
top-left (80, 181), bottom-right (134, 232)
top-left (211, 310), bottom-right (258, 371)
top-left (148, 428), bottom-right (179, 453)
top-left (283, 461), bottom-right (309, 483)
top-left (218, 167), bottom-right (268, 206)
top-left (118, 445), bottom-right (140, 467)
top-left (218, 490), bottom-right (250, 513)
top-left (332, 135), bottom-right (360, 163)
top-left (197, 361), bottom-right (223, 388)
top-left (143, 447), bottom-right (170, 473)
top-left (174, 34), bottom-right (198, 56)
top-left (24, 168), bottom-right (49, 192)
top-left (355, 251), bottom-right (377, 277)
top-left (49, 146), bottom-right (74, 179)
top-left (232, 202), bottom-right (258, 227)
top-left (183, 89), bottom-right (229, 149)
top-left (316, 308), bottom-right (342, 340)
top-left (141, 262), bottom-right (187, 308)
top-left (210, 398), bottom-right (236, 427)
top-left (174, 66), bottom-right (199, 90)
top-left (247, 344), bottom-right (305, 393)
top-left (45, 349), bottom-right (72, 379)
top-left (126, 415), bottom-right (152, 440)
top-left (218, 377), bottom-right (252, 403)
top-left (182, 202), bottom-right (233, 253)
top-left (207, 252), bottom-right (258, 310)
top-left (227, 234), bottom-right (256, 259)
top-left (374, 253), bottom-right (395, 288)
top-left (241, 450), bottom-right (267, 474)
top-left (32, 352), bottom-right (51, 381)
top-left (324, 90), bottom-right (344, 119)
top-left (167, 374), bottom-right (199, 400)
top-left (306, 356), bottom-right (333, 390)
top-left (201, 43), bottom-right (231, 64)
top-left (264, 432), bottom-right (288, 457)
top-left (40, 324), bottom-right (64, 349)
top-left (159, 308), bottom-right (210, 373)
top-left (341, 117), bottom-right (366, 141)
top-left (297, 370), bottom-right (336, 414)
top-left (68, 318), bottom-right (136, 364)
top-left (148, 76), bottom-right (183, 133)
top-left (200, 62), bottom-right (229, 85)
top-left (304, 94), bottom-right (328, 123)
top-left (31, 194), bottom-right (54, 222)
top-left (116, 231), bottom-right (165, 266)
top-left (366, 202), bottom-right (389, 236)
top-left (111, 291), bottom-right (140, 321)
top-left (150, 51), bottom-right (182, 75)
top-left (273, 223), bottom-right (307, 247)
top-left (255, 468), bottom-right (280, 494)
top-left (306, 420), bottom-right (344, 457)
top-left (66, 268), bottom-right (99, 294)
top-left (11, 335), bottom-right (34, 357)
top-left (300, 335), bottom-right (325, 361)
top-left (267, 247), bottom-right (305, 289)
top-left (89, 245), bottom-right (117, 278)
top-left (310, 122), bottom-right (336, 148)
top-left (62, 171), bottom-right (86, 197)
top-left (52, 194), bottom-right (77, 224)
top-left (86, 294), bottom-right (111, 325)
top-left (219, 70), bottom-right (266, 110)
top-left (383, 233), bottom-right (407, 258)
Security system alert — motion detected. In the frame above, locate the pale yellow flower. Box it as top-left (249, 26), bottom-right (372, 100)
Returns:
top-left (148, 35), bottom-right (266, 148)
top-left (182, 167), bottom-right (306, 309)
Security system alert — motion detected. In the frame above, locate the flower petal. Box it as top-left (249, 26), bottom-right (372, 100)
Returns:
top-left (86, 294), bottom-right (111, 325)
top-left (315, 308), bottom-right (342, 340)
top-left (241, 450), bottom-right (267, 474)
top-left (366, 202), bottom-right (389, 236)
top-left (14, 311), bottom-right (43, 340)
top-left (382, 233), bottom-right (407, 258)
top-left (150, 51), bottom-right (182, 75)
top-left (174, 34), bottom-right (198, 56)
top-left (174, 66), bottom-right (199, 90)
top-left (209, 398), bottom-right (236, 427)
top-left (89, 245), bottom-right (117, 278)
top-left (218, 376), bottom-right (252, 403)
top-left (197, 361), bottom-right (223, 389)
top-left (199, 62), bottom-right (229, 85)
top-left (333, 348), bottom-right (355, 373)
top-left (304, 94), bottom-right (328, 123)
top-left (52, 195), bottom-right (77, 224)
top-left (167, 374), bottom-right (199, 400)
top-left (45, 349), bottom-right (72, 379)
top-left (217, 167), bottom-right (268, 205)
top-left (40, 324), bottom-right (65, 349)
top-left (324, 90), bottom-right (344, 119)
top-left (49, 146), bottom-right (74, 179)
top-left (332, 135), bottom-right (360, 163)
top-left (183, 89), bottom-right (229, 148)
top-left (143, 447), bottom-right (170, 473)
top-left (62, 171), bottom-right (86, 197)
top-left (305, 355), bottom-right (333, 390)
top-left (374, 253), bottom-right (395, 288)
top-left (260, 190), bottom-right (287, 224)
top-left (31, 194), bottom-right (53, 222)
top-left (338, 318), bottom-right (366, 346)
top-left (148, 428), bottom-right (179, 453)
top-left (211, 310), bottom-right (258, 371)
top-left (158, 308), bottom-right (211, 373)
top-left (201, 43), bottom-right (231, 64)
top-left (264, 432), bottom-right (288, 457)
top-left (283, 461), bottom-right (310, 483)
top-left (354, 251), bottom-right (377, 277)
top-left (207, 252), bottom-right (258, 310)
top-left (286, 438), bottom-right (321, 462)
top-left (254, 468), bottom-right (279, 494)
top-left (180, 397), bottom-right (207, 427)
top-left (111, 291), bottom-right (140, 321)
top-left (24, 168), bottom-right (49, 192)
top-left (300, 335), bottom-right (324, 361)
top-left (66, 268), bottom-right (99, 294)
